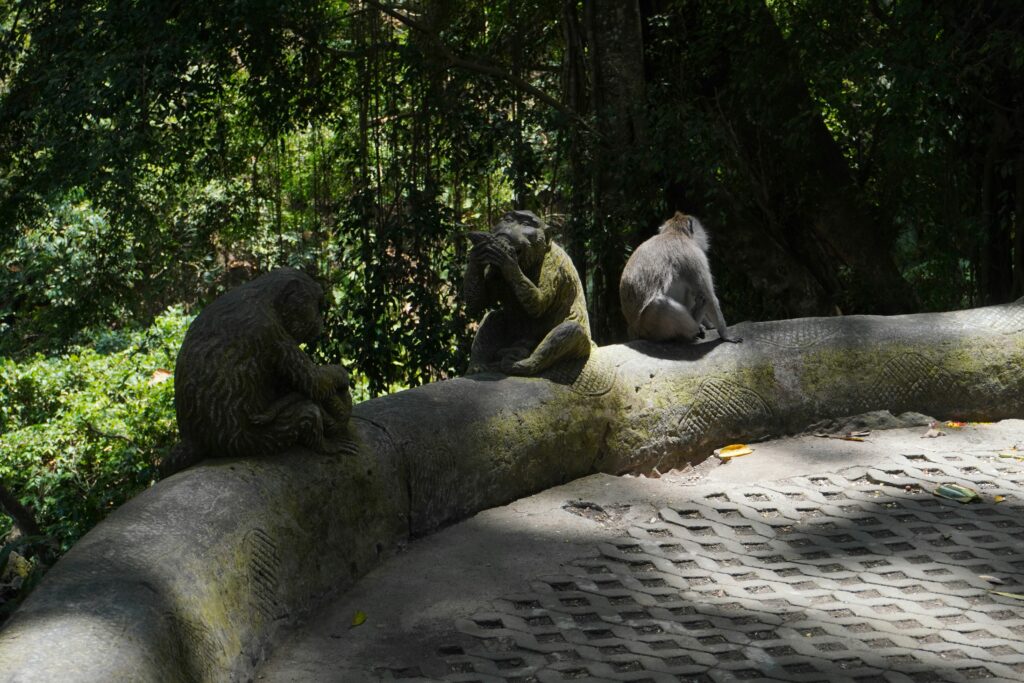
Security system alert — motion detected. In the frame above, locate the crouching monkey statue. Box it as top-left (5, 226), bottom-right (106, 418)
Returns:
top-left (162, 267), bottom-right (352, 475)
top-left (464, 210), bottom-right (592, 376)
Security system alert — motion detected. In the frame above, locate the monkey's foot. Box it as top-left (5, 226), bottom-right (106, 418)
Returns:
top-left (502, 358), bottom-right (539, 376)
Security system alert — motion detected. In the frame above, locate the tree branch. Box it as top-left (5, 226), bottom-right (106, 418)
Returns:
top-left (363, 0), bottom-right (589, 129)
top-left (0, 480), bottom-right (41, 538)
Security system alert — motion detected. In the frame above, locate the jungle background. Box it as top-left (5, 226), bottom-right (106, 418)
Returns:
top-left (0, 0), bottom-right (1022, 614)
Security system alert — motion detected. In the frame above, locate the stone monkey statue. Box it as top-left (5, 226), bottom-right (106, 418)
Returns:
top-left (162, 267), bottom-right (352, 475)
top-left (619, 211), bottom-right (742, 344)
top-left (464, 210), bottom-right (593, 375)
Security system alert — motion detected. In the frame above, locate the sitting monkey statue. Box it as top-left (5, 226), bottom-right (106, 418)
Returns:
top-left (162, 267), bottom-right (352, 475)
top-left (464, 210), bottom-right (592, 375)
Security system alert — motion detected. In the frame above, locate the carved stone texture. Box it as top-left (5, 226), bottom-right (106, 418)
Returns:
top-left (3, 301), bottom-right (1024, 682)
top-left (168, 267), bottom-right (352, 473)
top-left (463, 210), bottom-right (592, 376)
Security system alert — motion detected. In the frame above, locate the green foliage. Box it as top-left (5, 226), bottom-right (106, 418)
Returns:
top-left (0, 195), bottom-right (139, 353)
top-left (0, 308), bottom-right (189, 550)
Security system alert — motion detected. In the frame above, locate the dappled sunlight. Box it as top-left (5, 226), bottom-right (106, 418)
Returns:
top-left (326, 445), bottom-right (1024, 680)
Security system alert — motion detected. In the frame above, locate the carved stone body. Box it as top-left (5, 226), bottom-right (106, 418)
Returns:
top-left (165, 268), bottom-right (351, 474)
top-left (464, 210), bottom-right (592, 375)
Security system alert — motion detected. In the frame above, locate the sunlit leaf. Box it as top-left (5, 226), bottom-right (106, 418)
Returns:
top-left (715, 444), bottom-right (753, 460)
top-left (148, 369), bottom-right (173, 386)
top-left (933, 483), bottom-right (979, 504)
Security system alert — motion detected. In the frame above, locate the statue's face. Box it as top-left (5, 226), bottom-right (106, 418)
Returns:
top-left (277, 276), bottom-right (325, 344)
top-left (492, 211), bottom-right (547, 270)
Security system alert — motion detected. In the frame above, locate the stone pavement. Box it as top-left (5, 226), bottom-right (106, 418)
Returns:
top-left (255, 420), bottom-right (1024, 683)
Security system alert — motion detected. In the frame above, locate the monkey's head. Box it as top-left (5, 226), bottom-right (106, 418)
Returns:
top-left (491, 210), bottom-right (549, 270)
top-left (257, 267), bottom-right (327, 344)
top-left (660, 211), bottom-right (710, 253)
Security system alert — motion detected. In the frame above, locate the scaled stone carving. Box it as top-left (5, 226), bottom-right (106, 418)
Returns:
top-left (464, 210), bottom-right (592, 375)
top-left (163, 267), bottom-right (352, 475)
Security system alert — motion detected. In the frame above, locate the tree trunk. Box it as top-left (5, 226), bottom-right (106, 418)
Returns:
top-left (979, 109), bottom-right (1013, 304)
top-left (0, 480), bottom-right (41, 538)
top-left (702, 1), bottom-right (918, 315)
top-left (1014, 148), bottom-right (1024, 298)
top-left (583, 0), bottom-right (653, 343)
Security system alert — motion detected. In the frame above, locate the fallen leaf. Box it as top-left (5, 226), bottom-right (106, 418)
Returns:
top-left (995, 495), bottom-right (1006, 503)
top-left (998, 448), bottom-right (1019, 458)
top-left (944, 421), bottom-right (966, 429)
top-left (848, 430), bottom-right (871, 438)
top-left (715, 444), bottom-right (753, 460)
top-left (351, 610), bottom-right (367, 627)
top-left (979, 575), bottom-right (1005, 585)
top-left (933, 483), bottom-right (979, 504)
top-left (989, 591), bottom-right (1024, 601)
top-left (814, 433), bottom-right (865, 442)
top-left (148, 369), bottom-right (173, 386)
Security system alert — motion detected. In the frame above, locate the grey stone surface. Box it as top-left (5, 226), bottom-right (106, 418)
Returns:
top-left (255, 420), bottom-right (1024, 682)
top-left (0, 301), bottom-right (1022, 681)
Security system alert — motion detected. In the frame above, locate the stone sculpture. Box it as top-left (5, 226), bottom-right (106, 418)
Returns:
top-left (162, 267), bottom-right (352, 475)
top-left (463, 210), bottom-right (592, 375)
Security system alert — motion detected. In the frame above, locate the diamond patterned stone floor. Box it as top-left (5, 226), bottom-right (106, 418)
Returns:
top-left (425, 451), bottom-right (1024, 682)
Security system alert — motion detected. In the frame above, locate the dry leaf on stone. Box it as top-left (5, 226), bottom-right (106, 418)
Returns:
top-left (944, 421), bottom-right (967, 429)
top-left (814, 432), bottom-right (867, 442)
top-left (979, 575), bottom-right (1005, 585)
top-left (990, 591), bottom-right (1024, 601)
top-left (998, 448), bottom-right (1019, 458)
top-left (994, 495), bottom-right (1006, 503)
top-left (933, 483), bottom-right (979, 504)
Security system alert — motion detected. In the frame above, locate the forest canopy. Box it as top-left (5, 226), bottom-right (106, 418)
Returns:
top-left (1, 1), bottom-right (1022, 389)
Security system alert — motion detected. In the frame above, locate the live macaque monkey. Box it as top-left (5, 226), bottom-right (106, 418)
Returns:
top-left (619, 212), bottom-right (742, 344)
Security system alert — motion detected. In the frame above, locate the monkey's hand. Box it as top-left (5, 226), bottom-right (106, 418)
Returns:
top-left (467, 240), bottom-right (492, 266)
top-left (479, 242), bottom-right (520, 280)
top-left (312, 364), bottom-right (350, 400)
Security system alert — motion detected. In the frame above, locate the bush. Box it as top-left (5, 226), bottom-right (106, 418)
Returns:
top-left (0, 307), bottom-right (190, 551)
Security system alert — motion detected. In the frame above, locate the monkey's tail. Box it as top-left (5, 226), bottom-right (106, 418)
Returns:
top-left (159, 440), bottom-right (204, 478)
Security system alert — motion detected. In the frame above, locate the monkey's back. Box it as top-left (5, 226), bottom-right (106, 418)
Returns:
top-left (620, 232), bottom-right (710, 326)
top-left (174, 288), bottom-right (283, 458)
top-left (544, 241), bottom-right (591, 333)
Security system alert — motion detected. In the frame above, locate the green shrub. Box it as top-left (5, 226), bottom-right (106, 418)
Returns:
top-left (0, 307), bottom-right (190, 550)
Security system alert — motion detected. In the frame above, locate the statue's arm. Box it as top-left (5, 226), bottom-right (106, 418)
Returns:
top-left (463, 254), bottom-right (490, 317)
top-left (492, 251), bottom-right (557, 319)
top-left (275, 337), bottom-right (347, 401)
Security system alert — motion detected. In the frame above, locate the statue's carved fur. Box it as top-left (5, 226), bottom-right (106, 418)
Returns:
top-left (162, 268), bottom-right (351, 475)
top-left (464, 210), bottom-right (592, 375)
